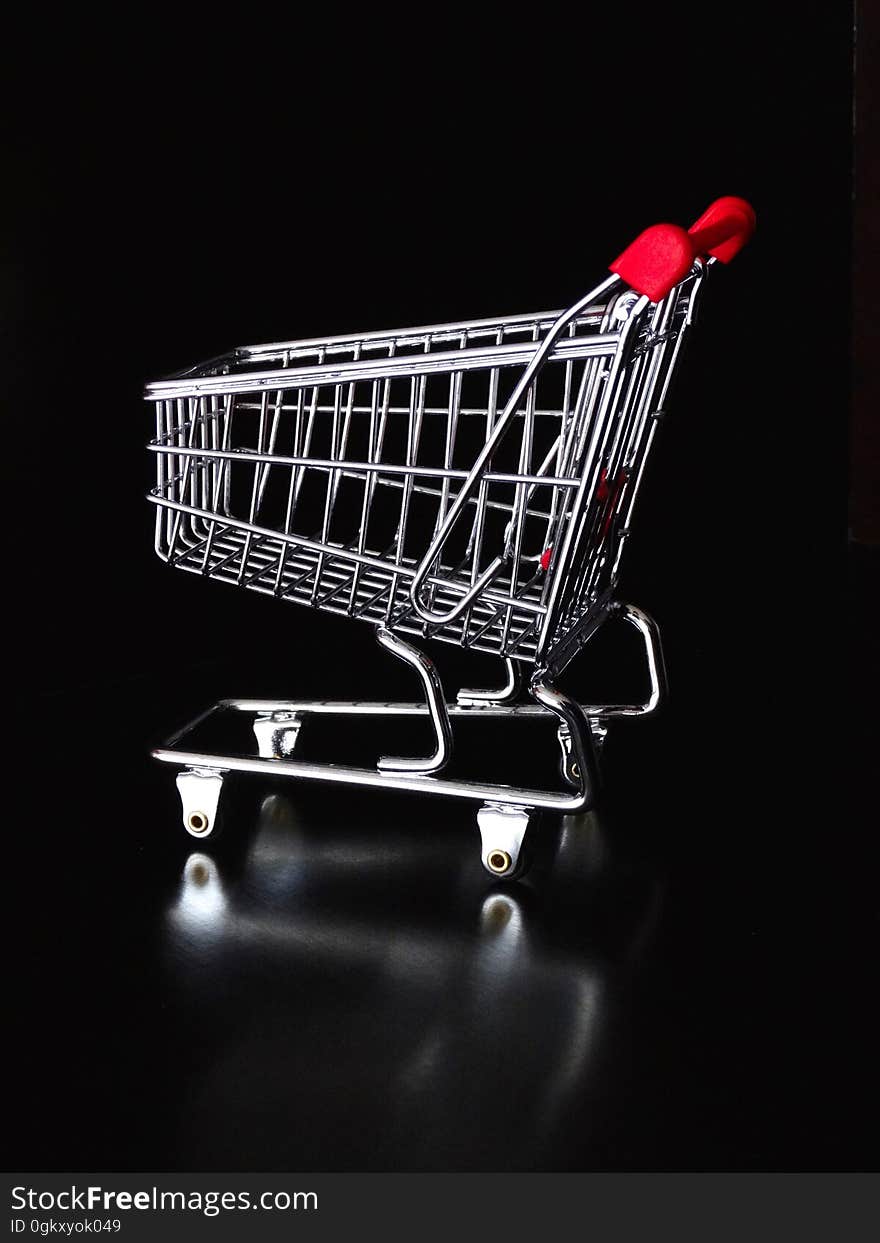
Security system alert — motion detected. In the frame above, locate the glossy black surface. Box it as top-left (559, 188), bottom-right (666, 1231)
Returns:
top-left (10, 564), bottom-right (872, 1171)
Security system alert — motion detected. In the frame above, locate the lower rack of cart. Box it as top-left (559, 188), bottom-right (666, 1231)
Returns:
top-left (153, 600), bottom-right (665, 879)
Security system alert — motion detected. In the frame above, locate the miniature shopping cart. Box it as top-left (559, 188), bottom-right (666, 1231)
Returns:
top-left (147, 196), bottom-right (755, 878)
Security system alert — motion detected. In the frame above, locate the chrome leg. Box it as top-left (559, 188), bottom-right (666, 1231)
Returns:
top-left (558, 720), bottom-right (607, 786)
top-left (457, 657), bottom-right (524, 706)
top-left (176, 767), bottom-right (225, 838)
top-left (375, 627), bottom-right (453, 774)
top-left (531, 679), bottom-right (600, 805)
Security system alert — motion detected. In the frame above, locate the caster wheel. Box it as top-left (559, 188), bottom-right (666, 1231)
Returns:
top-left (484, 845), bottom-right (532, 881)
top-left (176, 768), bottom-right (225, 839)
top-left (558, 722), bottom-right (605, 787)
top-left (185, 810), bottom-right (214, 838)
top-left (477, 803), bottom-right (536, 881)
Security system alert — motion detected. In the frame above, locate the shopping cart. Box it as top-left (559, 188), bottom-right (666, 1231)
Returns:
top-left (147, 196), bottom-right (755, 878)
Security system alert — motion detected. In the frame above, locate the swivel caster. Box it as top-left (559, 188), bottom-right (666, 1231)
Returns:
top-left (558, 720), bottom-right (606, 786)
top-left (176, 767), bottom-right (225, 839)
top-left (253, 711), bottom-right (302, 759)
top-left (477, 803), bottom-right (535, 881)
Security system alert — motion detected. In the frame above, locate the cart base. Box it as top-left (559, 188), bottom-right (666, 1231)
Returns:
top-left (154, 707), bottom-right (590, 882)
top-left (152, 601), bottom-right (665, 879)
top-left (155, 694), bottom-right (598, 882)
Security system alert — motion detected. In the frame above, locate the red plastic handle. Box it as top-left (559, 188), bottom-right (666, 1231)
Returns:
top-left (687, 196), bottom-right (756, 264)
top-left (609, 196), bottom-right (755, 302)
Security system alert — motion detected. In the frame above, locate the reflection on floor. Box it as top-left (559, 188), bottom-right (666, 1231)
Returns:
top-left (163, 792), bottom-right (665, 1170)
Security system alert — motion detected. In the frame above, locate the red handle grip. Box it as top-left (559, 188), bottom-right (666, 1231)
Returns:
top-left (687, 195), bottom-right (756, 264)
top-left (610, 196), bottom-right (755, 302)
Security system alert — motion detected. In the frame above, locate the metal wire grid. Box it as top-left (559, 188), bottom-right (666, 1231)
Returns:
top-left (147, 276), bottom-right (700, 670)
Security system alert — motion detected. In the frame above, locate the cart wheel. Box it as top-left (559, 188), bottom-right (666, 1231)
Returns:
top-left (175, 768), bottom-right (225, 839)
top-left (253, 710), bottom-right (302, 759)
top-left (557, 724), bottom-right (579, 787)
top-left (558, 721), bottom-right (606, 786)
top-left (477, 803), bottom-right (535, 881)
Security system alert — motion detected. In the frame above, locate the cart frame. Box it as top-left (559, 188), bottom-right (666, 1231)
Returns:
top-left (146, 198), bottom-right (755, 877)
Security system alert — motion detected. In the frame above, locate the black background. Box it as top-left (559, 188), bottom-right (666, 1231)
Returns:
top-left (5, 9), bottom-right (872, 1171)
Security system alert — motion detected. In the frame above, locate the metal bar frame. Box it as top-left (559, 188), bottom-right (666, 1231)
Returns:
top-left (152, 601), bottom-right (664, 814)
